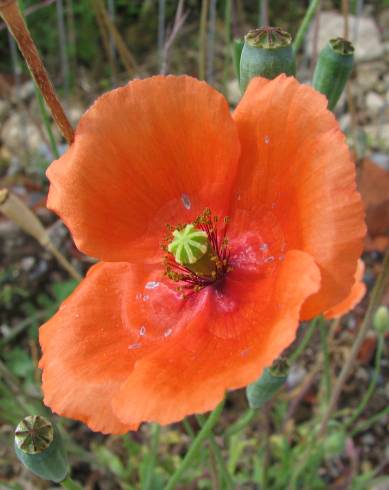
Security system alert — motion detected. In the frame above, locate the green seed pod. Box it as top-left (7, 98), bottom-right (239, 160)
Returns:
top-left (312, 37), bottom-right (354, 110)
top-left (232, 38), bottom-right (244, 81)
top-left (246, 358), bottom-right (289, 409)
top-left (14, 415), bottom-right (68, 482)
top-left (168, 224), bottom-right (209, 265)
top-left (239, 27), bottom-right (295, 94)
top-left (373, 306), bottom-right (389, 335)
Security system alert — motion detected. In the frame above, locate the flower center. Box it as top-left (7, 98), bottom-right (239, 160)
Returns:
top-left (162, 208), bottom-right (231, 296)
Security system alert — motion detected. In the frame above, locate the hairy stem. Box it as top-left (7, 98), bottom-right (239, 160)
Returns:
top-left (0, 0), bottom-right (74, 143)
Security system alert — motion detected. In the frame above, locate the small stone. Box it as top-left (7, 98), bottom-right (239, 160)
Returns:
top-left (364, 124), bottom-right (389, 151)
top-left (356, 62), bottom-right (385, 91)
top-left (11, 80), bottom-right (35, 101)
top-left (366, 92), bottom-right (384, 113)
top-left (286, 365), bottom-right (306, 388)
top-left (1, 113), bottom-right (42, 156)
top-left (371, 152), bottom-right (389, 171)
top-left (0, 100), bottom-right (9, 123)
top-left (339, 113), bottom-right (351, 131)
top-left (227, 79), bottom-right (241, 105)
top-left (20, 256), bottom-right (35, 272)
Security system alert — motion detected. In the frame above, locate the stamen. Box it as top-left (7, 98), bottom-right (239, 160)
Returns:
top-left (163, 209), bottom-right (231, 297)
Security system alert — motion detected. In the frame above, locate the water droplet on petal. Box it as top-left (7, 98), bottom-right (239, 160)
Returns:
top-left (74, 313), bottom-right (80, 319)
top-left (139, 326), bottom-right (146, 336)
top-left (259, 243), bottom-right (268, 251)
top-left (135, 292), bottom-right (143, 301)
top-left (164, 328), bottom-right (173, 337)
top-left (145, 281), bottom-right (160, 289)
top-left (278, 254), bottom-right (285, 261)
top-left (181, 193), bottom-right (191, 210)
top-left (143, 295), bottom-right (150, 302)
top-left (264, 256), bottom-right (275, 264)
top-left (264, 135), bottom-right (270, 144)
top-left (236, 193), bottom-right (241, 201)
top-left (128, 342), bottom-right (141, 350)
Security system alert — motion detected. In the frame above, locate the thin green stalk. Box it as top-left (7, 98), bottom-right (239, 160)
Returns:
top-left (182, 418), bottom-right (195, 438)
top-left (319, 321), bottom-right (331, 403)
top-left (319, 248), bottom-right (389, 437)
top-left (197, 415), bottom-right (235, 489)
top-left (222, 0), bottom-right (232, 93)
top-left (289, 317), bottom-right (320, 364)
top-left (346, 333), bottom-right (385, 429)
top-left (143, 424), bottom-right (160, 490)
top-left (33, 83), bottom-right (60, 159)
top-left (60, 476), bottom-right (83, 490)
top-left (293, 0), bottom-right (321, 54)
top-left (224, 408), bottom-right (256, 439)
top-left (352, 405), bottom-right (389, 436)
top-left (165, 400), bottom-right (225, 490)
top-left (198, 0), bottom-right (209, 80)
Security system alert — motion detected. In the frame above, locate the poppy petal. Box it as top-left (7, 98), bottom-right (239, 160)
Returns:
top-left (47, 76), bottom-right (240, 262)
top-left (39, 263), bottom-right (143, 434)
top-left (39, 261), bottom-right (208, 433)
top-left (232, 75), bottom-right (366, 319)
top-left (324, 259), bottom-right (366, 319)
top-left (112, 250), bottom-right (320, 426)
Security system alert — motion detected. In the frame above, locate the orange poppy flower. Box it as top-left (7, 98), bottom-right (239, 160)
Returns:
top-left (39, 75), bottom-right (366, 434)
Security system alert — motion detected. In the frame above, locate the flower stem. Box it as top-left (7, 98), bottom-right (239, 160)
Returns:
top-left (318, 248), bottom-right (389, 437)
top-left (182, 418), bottom-right (195, 438)
top-left (198, 0), bottom-right (209, 80)
top-left (319, 320), bottom-right (331, 403)
top-left (222, 0), bottom-right (232, 93)
top-left (165, 400), bottom-right (225, 490)
top-left (346, 333), bottom-right (385, 429)
top-left (0, 0), bottom-right (74, 144)
top-left (289, 316), bottom-right (321, 364)
top-left (143, 424), bottom-right (160, 490)
top-left (351, 405), bottom-right (389, 437)
top-left (293, 0), bottom-right (321, 54)
top-left (60, 476), bottom-right (83, 490)
top-left (196, 415), bottom-right (235, 489)
top-left (224, 408), bottom-right (256, 439)
top-left (33, 83), bottom-right (60, 159)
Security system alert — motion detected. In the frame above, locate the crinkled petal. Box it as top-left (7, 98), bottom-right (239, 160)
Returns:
top-left (112, 250), bottom-right (320, 426)
top-left (324, 259), bottom-right (366, 319)
top-left (47, 76), bottom-right (240, 262)
top-left (232, 75), bottom-right (366, 319)
top-left (39, 263), bottom-right (149, 434)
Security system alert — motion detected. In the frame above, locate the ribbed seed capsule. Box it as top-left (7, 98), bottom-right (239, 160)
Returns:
top-left (246, 358), bottom-right (289, 409)
top-left (312, 37), bottom-right (354, 110)
top-left (14, 415), bottom-right (68, 482)
top-left (168, 224), bottom-right (209, 265)
top-left (240, 26), bottom-right (295, 94)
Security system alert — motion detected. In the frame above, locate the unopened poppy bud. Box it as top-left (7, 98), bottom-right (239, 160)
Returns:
top-left (168, 224), bottom-right (208, 265)
top-left (14, 415), bottom-right (68, 482)
top-left (240, 26), bottom-right (295, 93)
top-left (312, 37), bottom-right (354, 110)
top-left (373, 306), bottom-right (389, 335)
top-left (246, 357), bottom-right (289, 409)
